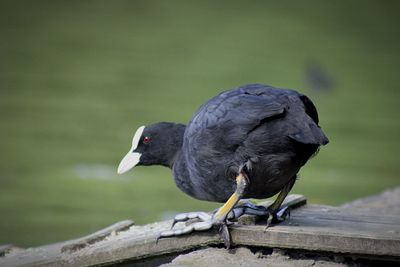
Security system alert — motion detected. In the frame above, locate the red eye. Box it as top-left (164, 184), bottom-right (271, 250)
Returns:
top-left (143, 136), bottom-right (152, 144)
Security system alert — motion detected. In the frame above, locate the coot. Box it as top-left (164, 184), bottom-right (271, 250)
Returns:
top-left (118, 84), bottom-right (328, 245)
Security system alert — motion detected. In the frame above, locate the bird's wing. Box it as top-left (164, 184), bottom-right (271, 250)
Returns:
top-left (186, 84), bottom-right (288, 149)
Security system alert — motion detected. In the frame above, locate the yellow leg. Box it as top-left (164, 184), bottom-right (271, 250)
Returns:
top-left (265, 178), bottom-right (296, 228)
top-left (269, 178), bottom-right (296, 212)
top-left (214, 172), bottom-right (248, 222)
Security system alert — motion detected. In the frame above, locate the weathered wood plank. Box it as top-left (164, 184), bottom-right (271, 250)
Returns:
top-left (235, 203), bottom-right (400, 257)
top-left (61, 220), bottom-right (134, 252)
top-left (1, 194), bottom-right (399, 267)
top-left (68, 194), bottom-right (307, 266)
top-left (70, 222), bottom-right (222, 266)
top-left (0, 244), bottom-right (22, 257)
top-left (291, 204), bottom-right (400, 225)
top-left (231, 213), bottom-right (400, 256)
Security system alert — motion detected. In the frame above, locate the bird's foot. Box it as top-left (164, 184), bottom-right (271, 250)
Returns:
top-left (160, 211), bottom-right (214, 237)
top-left (227, 199), bottom-right (270, 220)
top-left (158, 211), bottom-right (232, 247)
top-left (159, 202), bottom-right (290, 236)
top-left (157, 201), bottom-right (291, 247)
top-left (265, 205), bottom-right (291, 229)
top-left (226, 199), bottom-right (291, 228)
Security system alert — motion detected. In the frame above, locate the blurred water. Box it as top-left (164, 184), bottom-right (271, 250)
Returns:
top-left (0, 0), bottom-right (399, 246)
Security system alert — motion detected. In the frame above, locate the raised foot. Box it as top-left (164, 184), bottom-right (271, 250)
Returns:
top-left (158, 211), bottom-right (232, 247)
top-left (159, 211), bottom-right (215, 238)
top-left (157, 200), bottom-right (293, 248)
top-left (158, 203), bottom-right (291, 237)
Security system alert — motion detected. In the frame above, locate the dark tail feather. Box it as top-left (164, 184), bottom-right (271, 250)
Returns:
top-left (289, 115), bottom-right (329, 145)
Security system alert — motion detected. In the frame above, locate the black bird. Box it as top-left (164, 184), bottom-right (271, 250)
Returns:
top-left (118, 84), bottom-right (328, 245)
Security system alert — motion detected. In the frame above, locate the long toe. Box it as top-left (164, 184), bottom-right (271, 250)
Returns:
top-left (228, 201), bottom-right (270, 220)
top-left (275, 206), bottom-right (291, 222)
top-left (219, 224), bottom-right (231, 248)
top-left (265, 206), bottom-right (291, 229)
top-left (170, 211), bottom-right (212, 229)
top-left (159, 211), bottom-right (214, 239)
top-left (159, 219), bottom-right (214, 238)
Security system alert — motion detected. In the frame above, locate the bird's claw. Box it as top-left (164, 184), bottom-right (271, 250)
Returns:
top-left (158, 203), bottom-right (291, 247)
top-left (170, 211), bottom-right (212, 229)
top-left (227, 200), bottom-right (269, 220)
top-left (226, 200), bottom-right (289, 229)
top-left (265, 206), bottom-right (291, 229)
top-left (219, 223), bottom-right (231, 248)
top-left (158, 211), bottom-right (233, 247)
top-left (159, 211), bottom-right (215, 238)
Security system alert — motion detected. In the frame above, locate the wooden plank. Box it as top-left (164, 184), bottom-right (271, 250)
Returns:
top-left (0, 244), bottom-right (22, 257)
top-left (68, 194), bottom-right (307, 266)
top-left (291, 204), bottom-right (400, 225)
top-left (0, 195), bottom-right (306, 266)
top-left (1, 194), bottom-right (399, 267)
top-left (231, 207), bottom-right (400, 256)
top-left (70, 221), bottom-right (222, 266)
top-left (61, 220), bottom-right (134, 252)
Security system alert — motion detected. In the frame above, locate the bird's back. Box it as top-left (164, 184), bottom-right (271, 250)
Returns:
top-left (173, 84), bottom-right (328, 202)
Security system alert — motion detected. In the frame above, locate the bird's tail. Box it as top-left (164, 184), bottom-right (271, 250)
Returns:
top-left (289, 114), bottom-right (329, 146)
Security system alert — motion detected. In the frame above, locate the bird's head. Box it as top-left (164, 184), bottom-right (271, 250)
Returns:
top-left (117, 122), bottom-right (185, 174)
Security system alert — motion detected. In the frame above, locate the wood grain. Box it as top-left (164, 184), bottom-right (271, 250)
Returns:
top-left (1, 194), bottom-right (399, 267)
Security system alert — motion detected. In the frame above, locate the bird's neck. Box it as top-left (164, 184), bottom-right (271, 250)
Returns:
top-left (163, 123), bottom-right (186, 169)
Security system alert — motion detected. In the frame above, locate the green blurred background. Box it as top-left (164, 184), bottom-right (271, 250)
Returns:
top-left (1, 0), bottom-right (399, 247)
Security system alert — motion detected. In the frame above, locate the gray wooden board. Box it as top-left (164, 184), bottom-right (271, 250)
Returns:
top-left (1, 194), bottom-right (399, 267)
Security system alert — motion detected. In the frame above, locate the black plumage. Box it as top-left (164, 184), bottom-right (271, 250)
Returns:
top-left (172, 84), bottom-right (328, 202)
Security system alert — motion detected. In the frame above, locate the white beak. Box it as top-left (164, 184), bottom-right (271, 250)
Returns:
top-left (117, 152), bottom-right (141, 174)
top-left (117, 126), bottom-right (145, 174)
